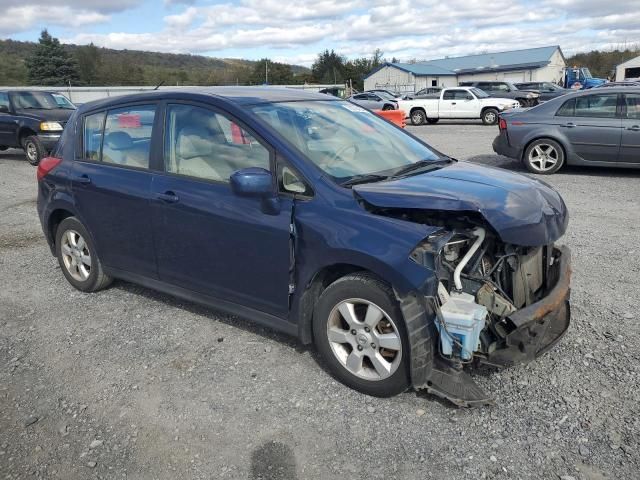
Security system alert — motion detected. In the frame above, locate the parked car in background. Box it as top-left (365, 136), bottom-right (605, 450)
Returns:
top-left (37, 87), bottom-right (571, 406)
top-left (397, 87), bottom-right (519, 125)
top-left (0, 90), bottom-right (76, 165)
top-left (348, 92), bottom-right (398, 110)
top-left (493, 87), bottom-right (640, 174)
top-left (402, 87), bottom-right (442, 100)
top-left (368, 89), bottom-right (403, 99)
top-left (459, 81), bottom-right (540, 107)
top-left (594, 81), bottom-right (640, 88)
top-left (515, 82), bottom-right (570, 102)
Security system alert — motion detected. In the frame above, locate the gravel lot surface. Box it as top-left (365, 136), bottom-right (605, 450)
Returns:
top-left (2, 122), bottom-right (639, 480)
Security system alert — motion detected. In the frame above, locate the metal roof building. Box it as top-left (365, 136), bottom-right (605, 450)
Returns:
top-left (364, 46), bottom-right (566, 93)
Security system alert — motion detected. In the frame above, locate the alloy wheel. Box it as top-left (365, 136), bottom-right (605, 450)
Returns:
top-left (25, 142), bottom-right (38, 163)
top-left (60, 230), bottom-right (92, 282)
top-left (484, 111), bottom-right (497, 124)
top-left (326, 298), bottom-right (402, 381)
top-left (528, 144), bottom-right (559, 172)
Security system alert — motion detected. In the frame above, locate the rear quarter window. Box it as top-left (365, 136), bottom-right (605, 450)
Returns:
top-left (556, 98), bottom-right (575, 117)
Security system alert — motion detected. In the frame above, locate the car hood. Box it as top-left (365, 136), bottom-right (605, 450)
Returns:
top-left (353, 161), bottom-right (568, 246)
top-left (16, 108), bottom-right (75, 122)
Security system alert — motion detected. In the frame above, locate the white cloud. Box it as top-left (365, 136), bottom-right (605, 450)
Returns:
top-left (6, 0), bottom-right (640, 65)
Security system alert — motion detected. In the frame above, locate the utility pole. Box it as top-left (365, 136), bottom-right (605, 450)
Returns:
top-left (265, 60), bottom-right (269, 84)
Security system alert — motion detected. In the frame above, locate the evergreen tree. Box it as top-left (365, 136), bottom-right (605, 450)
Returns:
top-left (26, 30), bottom-right (79, 86)
top-left (75, 43), bottom-right (101, 85)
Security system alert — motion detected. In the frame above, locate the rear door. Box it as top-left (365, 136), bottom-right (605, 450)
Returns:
top-left (554, 93), bottom-right (622, 162)
top-left (620, 92), bottom-right (640, 164)
top-left (71, 103), bottom-right (159, 277)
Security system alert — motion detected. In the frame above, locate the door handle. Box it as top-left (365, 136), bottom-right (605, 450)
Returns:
top-left (451, 102), bottom-right (457, 105)
top-left (627, 125), bottom-right (640, 131)
top-left (157, 191), bottom-right (180, 203)
top-left (72, 174), bottom-right (91, 184)
top-left (561, 123), bottom-right (576, 128)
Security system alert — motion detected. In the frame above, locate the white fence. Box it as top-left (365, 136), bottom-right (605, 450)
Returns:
top-left (0, 84), bottom-right (345, 104)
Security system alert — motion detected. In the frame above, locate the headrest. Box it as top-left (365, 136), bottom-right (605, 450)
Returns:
top-left (104, 131), bottom-right (133, 150)
top-left (176, 126), bottom-right (214, 160)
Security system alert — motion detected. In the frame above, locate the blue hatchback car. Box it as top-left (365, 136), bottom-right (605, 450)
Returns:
top-left (37, 87), bottom-right (571, 406)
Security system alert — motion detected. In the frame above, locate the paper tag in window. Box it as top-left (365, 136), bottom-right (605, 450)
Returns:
top-left (342, 103), bottom-right (367, 113)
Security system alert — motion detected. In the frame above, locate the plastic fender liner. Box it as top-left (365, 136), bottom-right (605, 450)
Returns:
top-left (396, 285), bottom-right (494, 407)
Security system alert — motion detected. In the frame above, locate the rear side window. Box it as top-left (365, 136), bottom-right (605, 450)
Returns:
top-left (83, 112), bottom-right (105, 160)
top-left (102, 105), bottom-right (156, 168)
top-left (164, 104), bottom-right (270, 183)
top-left (556, 98), bottom-right (575, 117)
top-left (623, 93), bottom-right (640, 119)
top-left (574, 94), bottom-right (618, 118)
top-left (0, 92), bottom-right (9, 110)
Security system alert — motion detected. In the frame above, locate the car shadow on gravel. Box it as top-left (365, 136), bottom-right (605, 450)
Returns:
top-left (0, 150), bottom-right (28, 163)
top-left (112, 280), bottom-right (305, 351)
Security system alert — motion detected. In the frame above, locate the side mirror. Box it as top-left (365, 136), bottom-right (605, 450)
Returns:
top-left (0, 105), bottom-right (9, 114)
top-left (230, 167), bottom-right (274, 198)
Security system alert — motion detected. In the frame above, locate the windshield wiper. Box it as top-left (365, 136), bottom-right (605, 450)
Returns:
top-left (341, 173), bottom-right (390, 187)
top-left (390, 158), bottom-right (452, 178)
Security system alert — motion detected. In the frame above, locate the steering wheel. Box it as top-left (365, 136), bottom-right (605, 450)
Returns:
top-left (326, 143), bottom-right (359, 168)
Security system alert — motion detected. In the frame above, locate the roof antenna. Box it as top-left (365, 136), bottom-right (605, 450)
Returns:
top-left (154, 80), bottom-right (165, 91)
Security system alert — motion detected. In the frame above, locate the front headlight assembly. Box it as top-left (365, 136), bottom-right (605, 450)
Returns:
top-left (40, 122), bottom-right (64, 132)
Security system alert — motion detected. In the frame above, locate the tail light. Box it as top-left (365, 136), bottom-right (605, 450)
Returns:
top-left (37, 156), bottom-right (62, 181)
top-left (499, 118), bottom-right (507, 131)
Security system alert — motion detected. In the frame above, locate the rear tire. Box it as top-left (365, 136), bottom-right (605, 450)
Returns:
top-left (55, 217), bottom-right (112, 292)
top-left (410, 109), bottom-right (426, 125)
top-left (481, 108), bottom-right (499, 125)
top-left (312, 273), bottom-right (410, 397)
top-left (0, 146), bottom-right (7, 151)
top-left (426, 118), bottom-right (439, 124)
top-left (22, 135), bottom-right (46, 166)
top-left (523, 138), bottom-right (565, 175)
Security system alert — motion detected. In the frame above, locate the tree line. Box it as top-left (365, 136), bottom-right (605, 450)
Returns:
top-left (3, 30), bottom-right (637, 89)
top-left (1, 30), bottom-right (389, 90)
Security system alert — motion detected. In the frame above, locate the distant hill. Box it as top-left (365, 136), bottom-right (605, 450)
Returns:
top-left (0, 38), bottom-right (311, 86)
top-left (566, 47), bottom-right (640, 79)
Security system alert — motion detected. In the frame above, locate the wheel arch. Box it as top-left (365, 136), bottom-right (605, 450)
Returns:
top-left (296, 263), bottom-right (390, 345)
top-left (47, 208), bottom-right (75, 250)
top-left (18, 126), bottom-right (38, 145)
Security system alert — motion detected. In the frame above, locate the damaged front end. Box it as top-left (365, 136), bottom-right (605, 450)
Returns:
top-left (408, 222), bottom-right (571, 406)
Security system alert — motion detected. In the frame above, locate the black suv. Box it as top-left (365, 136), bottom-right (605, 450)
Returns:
top-left (459, 81), bottom-right (540, 107)
top-left (0, 90), bottom-right (76, 165)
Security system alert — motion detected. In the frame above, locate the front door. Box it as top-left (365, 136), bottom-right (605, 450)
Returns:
top-left (620, 92), bottom-right (640, 164)
top-left (150, 103), bottom-right (292, 318)
top-left (0, 92), bottom-right (17, 147)
top-left (556, 93), bottom-right (622, 162)
top-left (71, 104), bottom-right (158, 278)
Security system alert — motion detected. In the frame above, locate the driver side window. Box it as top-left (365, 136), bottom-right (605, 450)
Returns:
top-left (164, 104), bottom-right (270, 183)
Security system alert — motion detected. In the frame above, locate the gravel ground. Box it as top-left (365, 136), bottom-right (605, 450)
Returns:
top-left (1, 122), bottom-right (639, 480)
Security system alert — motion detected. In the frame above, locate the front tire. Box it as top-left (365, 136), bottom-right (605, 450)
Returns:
top-left (313, 273), bottom-right (410, 397)
top-left (55, 217), bottom-right (112, 292)
top-left (481, 108), bottom-right (499, 125)
top-left (523, 138), bottom-right (565, 174)
top-left (410, 109), bottom-right (426, 125)
top-left (22, 135), bottom-right (47, 166)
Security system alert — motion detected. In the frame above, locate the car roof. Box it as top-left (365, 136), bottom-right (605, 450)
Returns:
top-left (76, 86), bottom-right (338, 113)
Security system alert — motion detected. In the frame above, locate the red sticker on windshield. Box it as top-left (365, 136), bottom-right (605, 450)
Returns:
top-left (118, 114), bottom-right (141, 128)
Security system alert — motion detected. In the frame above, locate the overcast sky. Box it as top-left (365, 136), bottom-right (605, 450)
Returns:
top-left (1, 0), bottom-right (638, 66)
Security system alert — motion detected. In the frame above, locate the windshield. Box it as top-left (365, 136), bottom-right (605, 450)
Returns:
top-left (251, 100), bottom-right (442, 182)
top-left (471, 88), bottom-right (489, 98)
top-left (582, 68), bottom-right (593, 79)
top-left (10, 91), bottom-right (75, 110)
top-left (52, 93), bottom-right (75, 109)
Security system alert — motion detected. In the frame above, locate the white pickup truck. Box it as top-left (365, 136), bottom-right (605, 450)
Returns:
top-left (397, 87), bottom-right (520, 126)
